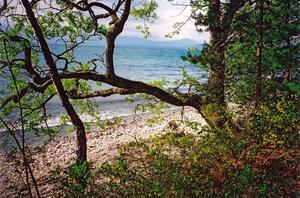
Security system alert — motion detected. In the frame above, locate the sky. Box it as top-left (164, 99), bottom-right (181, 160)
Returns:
top-left (0, 0), bottom-right (210, 42)
top-left (121, 1), bottom-right (210, 42)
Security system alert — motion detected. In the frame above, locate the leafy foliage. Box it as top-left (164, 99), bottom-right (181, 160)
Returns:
top-left (97, 121), bottom-right (299, 197)
top-left (246, 100), bottom-right (300, 148)
top-left (52, 161), bottom-right (101, 197)
top-left (131, 0), bottom-right (158, 37)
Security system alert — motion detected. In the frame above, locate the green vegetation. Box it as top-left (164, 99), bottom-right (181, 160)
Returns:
top-left (100, 130), bottom-right (298, 197)
top-left (0, 0), bottom-right (299, 197)
top-left (56, 116), bottom-right (299, 197)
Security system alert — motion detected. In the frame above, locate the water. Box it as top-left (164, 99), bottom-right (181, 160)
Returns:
top-left (51, 43), bottom-right (204, 82)
top-left (1, 44), bottom-right (205, 124)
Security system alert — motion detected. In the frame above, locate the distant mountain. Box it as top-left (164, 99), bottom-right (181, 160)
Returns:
top-left (75, 36), bottom-right (202, 48)
top-left (115, 36), bottom-right (202, 48)
top-left (48, 36), bottom-right (202, 48)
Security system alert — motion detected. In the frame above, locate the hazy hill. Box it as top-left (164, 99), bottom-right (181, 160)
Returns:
top-left (115, 36), bottom-right (201, 48)
top-left (72, 36), bottom-right (202, 48)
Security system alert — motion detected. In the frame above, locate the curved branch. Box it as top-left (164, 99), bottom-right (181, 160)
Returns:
top-left (60, 71), bottom-right (206, 109)
top-left (67, 87), bottom-right (137, 99)
top-left (64, 0), bottom-right (118, 20)
top-left (0, 80), bottom-right (53, 110)
top-left (0, 0), bottom-right (7, 14)
top-left (0, 87), bottom-right (29, 110)
top-left (105, 0), bottom-right (131, 75)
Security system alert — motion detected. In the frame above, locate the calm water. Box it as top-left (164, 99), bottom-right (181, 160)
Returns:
top-left (51, 43), bottom-right (204, 82)
top-left (1, 44), bottom-right (205, 123)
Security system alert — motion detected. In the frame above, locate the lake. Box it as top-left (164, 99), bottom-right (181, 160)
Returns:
top-left (1, 43), bottom-right (205, 125)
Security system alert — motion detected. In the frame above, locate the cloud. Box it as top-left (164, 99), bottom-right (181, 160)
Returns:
top-left (121, 0), bottom-right (210, 42)
top-left (2, 0), bottom-right (209, 42)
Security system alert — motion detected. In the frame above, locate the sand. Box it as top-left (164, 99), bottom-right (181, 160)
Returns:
top-left (0, 107), bottom-right (206, 196)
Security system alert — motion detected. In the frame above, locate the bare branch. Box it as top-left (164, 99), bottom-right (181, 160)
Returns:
top-left (67, 88), bottom-right (137, 99)
top-left (0, 0), bottom-right (7, 14)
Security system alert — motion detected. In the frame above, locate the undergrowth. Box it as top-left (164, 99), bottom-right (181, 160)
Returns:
top-left (53, 102), bottom-right (299, 197)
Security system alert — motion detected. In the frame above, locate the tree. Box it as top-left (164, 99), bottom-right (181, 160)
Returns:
top-left (183, 0), bottom-right (251, 128)
top-left (21, 0), bottom-right (88, 161)
top-left (255, 0), bottom-right (263, 103)
top-left (1, 0), bottom-right (279, 162)
top-left (224, 0), bottom-right (299, 106)
top-left (0, 0), bottom-right (206, 163)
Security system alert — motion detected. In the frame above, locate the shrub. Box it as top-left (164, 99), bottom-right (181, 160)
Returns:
top-left (246, 100), bottom-right (300, 147)
top-left (52, 161), bottom-right (102, 197)
top-left (98, 128), bottom-right (299, 197)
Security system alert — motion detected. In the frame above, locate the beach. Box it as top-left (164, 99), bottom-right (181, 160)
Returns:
top-left (0, 42), bottom-right (207, 196)
top-left (0, 107), bottom-right (206, 196)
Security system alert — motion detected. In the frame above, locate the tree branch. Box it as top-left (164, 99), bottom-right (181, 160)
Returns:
top-left (64, 0), bottom-right (118, 21)
top-left (67, 88), bottom-right (137, 99)
top-left (60, 71), bottom-right (206, 109)
top-left (0, 0), bottom-right (7, 14)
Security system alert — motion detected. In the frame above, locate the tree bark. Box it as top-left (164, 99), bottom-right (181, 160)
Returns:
top-left (21, 0), bottom-right (87, 161)
top-left (199, 0), bottom-right (249, 129)
top-left (255, 0), bottom-right (263, 103)
top-left (206, 0), bottom-right (225, 104)
top-left (204, 0), bottom-right (227, 128)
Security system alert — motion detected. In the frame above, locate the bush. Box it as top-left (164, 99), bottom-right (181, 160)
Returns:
top-left (246, 100), bottom-right (300, 147)
top-left (98, 128), bottom-right (299, 197)
top-left (51, 99), bottom-right (299, 197)
top-left (52, 161), bottom-right (103, 197)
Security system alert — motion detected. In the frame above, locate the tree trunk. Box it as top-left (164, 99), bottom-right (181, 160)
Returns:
top-left (207, 45), bottom-right (226, 106)
top-left (255, 0), bottom-right (263, 103)
top-left (203, 0), bottom-right (227, 129)
top-left (21, 0), bottom-right (87, 161)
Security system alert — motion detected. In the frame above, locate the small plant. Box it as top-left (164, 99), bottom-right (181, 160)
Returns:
top-left (53, 161), bottom-right (101, 197)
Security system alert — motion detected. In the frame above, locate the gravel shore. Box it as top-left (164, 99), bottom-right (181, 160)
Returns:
top-left (0, 107), bottom-right (206, 196)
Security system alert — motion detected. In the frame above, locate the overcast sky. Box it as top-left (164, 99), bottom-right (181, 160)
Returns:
top-left (121, 1), bottom-right (210, 42)
top-left (1, 0), bottom-right (209, 42)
